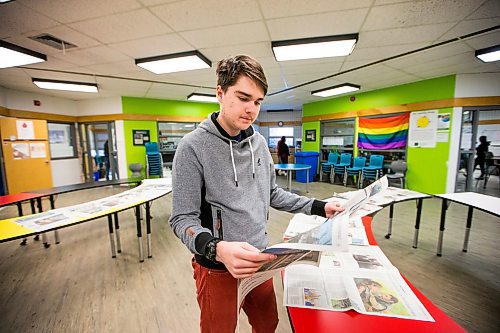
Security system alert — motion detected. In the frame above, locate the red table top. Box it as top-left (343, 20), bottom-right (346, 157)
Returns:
top-left (287, 217), bottom-right (465, 333)
top-left (0, 192), bottom-right (44, 207)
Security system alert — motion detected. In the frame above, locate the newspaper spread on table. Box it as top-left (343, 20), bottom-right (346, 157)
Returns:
top-left (7, 178), bottom-right (172, 233)
top-left (237, 176), bottom-right (434, 322)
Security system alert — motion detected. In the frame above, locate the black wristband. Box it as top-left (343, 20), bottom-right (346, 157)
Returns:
top-left (205, 238), bottom-right (221, 262)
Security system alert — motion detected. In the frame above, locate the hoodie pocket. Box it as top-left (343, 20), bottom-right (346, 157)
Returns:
top-left (211, 206), bottom-right (224, 239)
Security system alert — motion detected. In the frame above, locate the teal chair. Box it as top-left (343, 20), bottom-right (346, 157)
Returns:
top-left (332, 153), bottom-right (352, 184)
top-left (145, 142), bottom-right (163, 178)
top-left (344, 156), bottom-right (367, 188)
top-left (361, 155), bottom-right (384, 186)
top-left (320, 152), bottom-right (339, 182)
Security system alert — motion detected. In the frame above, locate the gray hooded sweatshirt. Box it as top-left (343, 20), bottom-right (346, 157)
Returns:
top-left (169, 112), bottom-right (326, 269)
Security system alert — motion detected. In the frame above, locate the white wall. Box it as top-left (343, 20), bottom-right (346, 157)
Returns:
top-left (4, 88), bottom-right (78, 116)
top-left (455, 73), bottom-right (500, 97)
top-left (50, 159), bottom-right (83, 187)
top-left (0, 86), bottom-right (6, 107)
top-left (76, 97), bottom-right (122, 116)
top-left (115, 120), bottom-right (128, 179)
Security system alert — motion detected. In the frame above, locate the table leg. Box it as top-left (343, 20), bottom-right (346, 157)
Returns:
top-left (385, 203), bottom-right (394, 239)
top-left (288, 171), bottom-right (292, 192)
top-left (412, 198), bottom-right (423, 248)
top-left (437, 199), bottom-right (448, 257)
top-left (135, 206), bottom-right (144, 262)
top-left (107, 215), bottom-right (116, 258)
top-left (113, 212), bottom-right (122, 253)
top-left (306, 169), bottom-right (309, 193)
top-left (48, 195), bottom-right (60, 244)
top-left (146, 202), bottom-right (152, 258)
top-left (37, 197), bottom-right (50, 249)
top-left (462, 206), bottom-right (474, 252)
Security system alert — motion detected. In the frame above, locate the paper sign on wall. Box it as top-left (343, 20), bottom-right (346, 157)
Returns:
top-left (408, 110), bottom-right (438, 148)
top-left (30, 142), bottom-right (47, 158)
top-left (16, 120), bottom-right (35, 140)
top-left (12, 143), bottom-right (29, 159)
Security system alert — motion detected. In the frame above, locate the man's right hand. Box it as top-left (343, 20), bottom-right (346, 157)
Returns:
top-left (215, 241), bottom-right (277, 279)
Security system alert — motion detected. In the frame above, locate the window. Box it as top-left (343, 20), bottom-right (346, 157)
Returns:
top-left (48, 122), bottom-right (77, 159)
top-left (320, 119), bottom-right (355, 161)
top-left (157, 122), bottom-right (197, 167)
top-left (269, 126), bottom-right (294, 147)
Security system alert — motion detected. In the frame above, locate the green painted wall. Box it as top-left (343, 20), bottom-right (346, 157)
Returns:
top-left (121, 97), bottom-right (218, 177)
top-left (302, 75), bottom-right (456, 194)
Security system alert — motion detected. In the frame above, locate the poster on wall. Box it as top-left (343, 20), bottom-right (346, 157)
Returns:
top-left (12, 143), bottom-right (29, 159)
top-left (30, 142), bottom-right (47, 158)
top-left (133, 130), bottom-right (150, 146)
top-left (305, 130), bottom-right (316, 142)
top-left (16, 120), bottom-right (35, 140)
top-left (437, 113), bottom-right (450, 130)
top-left (408, 110), bottom-right (438, 148)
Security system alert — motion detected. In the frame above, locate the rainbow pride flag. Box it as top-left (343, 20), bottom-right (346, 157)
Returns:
top-left (358, 114), bottom-right (409, 149)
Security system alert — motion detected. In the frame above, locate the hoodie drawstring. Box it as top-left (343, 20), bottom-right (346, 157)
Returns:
top-left (229, 141), bottom-right (238, 187)
top-left (229, 139), bottom-right (256, 186)
top-left (248, 140), bottom-right (255, 179)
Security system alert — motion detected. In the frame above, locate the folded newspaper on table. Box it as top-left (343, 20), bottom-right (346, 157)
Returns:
top-left (238, 177), bottom-right (391, 309)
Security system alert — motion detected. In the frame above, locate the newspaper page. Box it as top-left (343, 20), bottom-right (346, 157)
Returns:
top-left (336, 186), bottom-right (430, 207)
top-left (283, 246), bottom-right (434, 322)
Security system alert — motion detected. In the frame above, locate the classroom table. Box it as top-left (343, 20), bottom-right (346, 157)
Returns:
top-left (432, 192), bottom-right (500, 256)
top-left (0, 179), bottom-right (171, 262)
top-left (286, 216), bottom-right (465, 333)
top-left (274, 163), bottom-right (311, 193)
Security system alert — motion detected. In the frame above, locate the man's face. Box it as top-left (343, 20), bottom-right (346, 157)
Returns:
top-left (216, 75), bottom-right (264, 136)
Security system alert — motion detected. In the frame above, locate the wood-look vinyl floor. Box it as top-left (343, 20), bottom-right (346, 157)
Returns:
top-left (0, 179), bottom-right (499, 333)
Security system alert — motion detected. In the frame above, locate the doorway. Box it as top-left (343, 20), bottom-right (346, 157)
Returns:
top-left (455, 107), bottom-right (499, 196)
top-left (79, 122), bottom-right (119, 181)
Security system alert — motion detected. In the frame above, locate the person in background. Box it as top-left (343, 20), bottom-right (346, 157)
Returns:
top-left (277, 135), bottom-right (290, 164)
top-left (169, 54), bottom-right (344, 333)
top-left (104, 140), bottom-right (111, 180)
top-left (474, 135), bottom-right (490, 180)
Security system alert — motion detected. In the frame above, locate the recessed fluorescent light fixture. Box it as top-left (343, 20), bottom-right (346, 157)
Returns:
top-left (475, 44), bottom-right (500, 63)
top-left (32, 78), bottom-right (98, 93)
top-left (135, 50), bottom-right (211, 74)
top-left (272, 34), bottom-right (358, 62)
top-left (311, 83), bottom-right (360, 98)
top-left (0, 40), bottom-right (47, 68)
top-left (0, 0), bottom-right (16, 4)
top-left (187, 93), bottom-right (218, 103)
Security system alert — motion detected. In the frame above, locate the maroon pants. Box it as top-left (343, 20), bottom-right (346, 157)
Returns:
top-left (192, 259), bottom-right (279, 333)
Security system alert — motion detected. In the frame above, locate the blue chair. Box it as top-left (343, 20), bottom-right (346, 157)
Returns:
top-left (145, 142), bottom-right (163, 178)
top-left (332, 153), bottom-right (352, 184)
top-left (344, 156), bottom-right (367, 188)
top-left (319, 152), bottom-right (339, 182)
top-left (361, 155), bottom-right (384, 186)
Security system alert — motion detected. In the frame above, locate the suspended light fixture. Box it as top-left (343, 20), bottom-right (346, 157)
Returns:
top-left (187, 93), bottom-right (218, 103)
top-left (272, 34), bottom-right (358, 62)
top-left (0, 40), bottom-right (46, 68)
top-left (32, 78), bottom-right (98, 93)
top-left (311, 83), bottom-right (360, 97)
top-left (475, 45), bottom-right (500, 63)
top-left (135, 50), bottom-right (211, 74)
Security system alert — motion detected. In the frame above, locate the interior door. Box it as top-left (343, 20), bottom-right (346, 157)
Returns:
top-left (0, 117), bottom-right (53, 193)
top-left (79, 122), bottom-right (118, 181)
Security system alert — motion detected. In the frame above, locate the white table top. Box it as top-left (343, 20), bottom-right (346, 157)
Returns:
top-left (434, 192), bottom-right (500, 217)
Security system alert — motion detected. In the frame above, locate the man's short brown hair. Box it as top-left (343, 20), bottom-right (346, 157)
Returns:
top-left (216, 55), bottom-right (268, 95)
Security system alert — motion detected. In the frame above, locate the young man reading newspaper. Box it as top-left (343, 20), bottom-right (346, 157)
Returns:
top-left (169, 55), bottom-right (343, 333)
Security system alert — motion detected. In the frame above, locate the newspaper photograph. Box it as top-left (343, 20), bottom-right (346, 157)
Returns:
top-left (283, 247), bottom-right (434, 322)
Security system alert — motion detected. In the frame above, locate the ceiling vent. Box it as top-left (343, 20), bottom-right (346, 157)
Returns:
top-left (29, 34), bottom-right (77, 50)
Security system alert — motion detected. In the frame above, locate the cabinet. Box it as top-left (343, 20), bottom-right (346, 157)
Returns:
top-left (157, 122), bottom-right (197, 168)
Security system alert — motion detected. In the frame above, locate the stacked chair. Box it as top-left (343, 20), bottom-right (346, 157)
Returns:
top-left (386, 160), bottom-right (407, 188)
top-left (344, 156), bottom-right (367, 188)
top-left (360, 154), bottom-right (384, 186)
top-left (145, 142), bottom-right (163, 178)
top-left (319, 152), bottom-right (339, 182)
top-left (332, 153), bottom-right (352, 184)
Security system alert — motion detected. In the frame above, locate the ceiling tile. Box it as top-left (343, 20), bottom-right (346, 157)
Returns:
top-left (153, 0), bottom-right (262, 31)
top-left (266, 8), bottom-right (368, 41)
top-left (359, 23), bottom-right (455, 47)
top-left (69, 9), bottom-right (171, 44)
top-left (259, 0), bottom-right (372, 19)
top-left (0, 2), bottom-right (58, 38)
top-left (363, 0), bottom-right (482, 31)
top-left (110, 34), bottom-right (193, 59)
top-left (467, 0), bottom-right (500, 20)
top-left (50, 45), bottom-right (131, 67)
top-left (21, 0), bottom-right (141, 24)
top-left (180, 21), bottom-right (269, 49)
top-left (439, 18), bottom-right (500, 40)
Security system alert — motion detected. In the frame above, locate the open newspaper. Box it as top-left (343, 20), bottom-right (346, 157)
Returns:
top-left (237, 177), bottom-right (389, 309)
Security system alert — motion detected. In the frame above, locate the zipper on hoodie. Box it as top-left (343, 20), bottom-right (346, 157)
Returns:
top-left (216, 209), bottom-right (224, 239)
